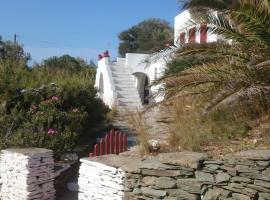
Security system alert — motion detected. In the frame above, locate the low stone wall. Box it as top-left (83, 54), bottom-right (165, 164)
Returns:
top-left (78, 158), bottom-right (125, 200)
top-left (0, 148), bottom-right (55, 200)
top-left (78, 150), bottom-right (270, 200)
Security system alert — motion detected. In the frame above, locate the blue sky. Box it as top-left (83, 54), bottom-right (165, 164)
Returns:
top-left (0, 0), bottom-right (183, 64)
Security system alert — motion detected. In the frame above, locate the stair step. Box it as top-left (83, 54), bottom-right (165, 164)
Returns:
top-left (115, 85), bottom-right (139, 91)
top-left (113, 77), bottom-right (134, 81)
top-left (117, 98), bottom-right (142, 104)
top-left (111, 70), bottom-right (131, 74)
top-left (114, 80), bottom-right (135, 86)
top-left (116, 93), bottom-right (141, 98)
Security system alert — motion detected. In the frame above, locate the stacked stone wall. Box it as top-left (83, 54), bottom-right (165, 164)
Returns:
top-left (78, 150), bottom-right (270, 200)
top-left (78, 158), bottom-right (125, 200)
top-left (0, 148), bottom-right (55, 200)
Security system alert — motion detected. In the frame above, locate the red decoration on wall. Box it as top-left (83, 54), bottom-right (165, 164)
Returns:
top-left (103, 50), bottom-right (110, 57)
top-left (200, 24), bottom-right (207, 43)
top-left (189, 27), bottom-right (196, 43)
top-left (180, 32), bottom-right (186, 44)
top-left (98, 54), bottom-right (103, 60)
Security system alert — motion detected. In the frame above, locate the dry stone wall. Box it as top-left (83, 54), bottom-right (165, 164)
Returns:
top-left (78, 157), bottom-right (125, 200)
top-left (78, 150), bottom-right (270, 200)
top-left (0, 148), bottom-right (55, 200)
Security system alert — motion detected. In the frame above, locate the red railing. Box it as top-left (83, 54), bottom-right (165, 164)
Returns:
top-left (89, 130), bottom-right (128, 157)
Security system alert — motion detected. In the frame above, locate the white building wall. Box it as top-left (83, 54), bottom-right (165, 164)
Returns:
top-left (95, 57), bottom-right (116, 108)
top-left (95, 9), bottom-right (219, 108)
top-left (174, 10), bottom-right (192, 44)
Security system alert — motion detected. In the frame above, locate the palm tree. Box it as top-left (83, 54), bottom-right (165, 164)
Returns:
top-left (156, 0), bottom-right (270, 117)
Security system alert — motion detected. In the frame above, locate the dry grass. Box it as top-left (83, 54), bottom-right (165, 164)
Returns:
top-left (163, 95), bottom-right (270, 155)
top-left (106, 105), bottom-right (118, 122)
top-left (166, 98), bottom-right (205, 152)
top-left (125, 108), bottom-right (151, 155)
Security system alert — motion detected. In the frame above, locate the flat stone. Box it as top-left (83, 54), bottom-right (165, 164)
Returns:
top-left (216, 172), bottom-right (231, 183)
top-left (164, 197), bottom-right (178, 200)
top-left (222, 183), bottom-right (257, 197)
top-left (125, 178), bottom-right (138, 189)
top-left (1, 148), bottom-right (53, 156)
top-left (142, 176), bottom-right (157, 186)
top-left (239, 173), bottom-right (270, 181)
top-left (255, 180), bottom-right (270, 189)
top-left (179, 169), bottom-right (194, 177)
top-left (263, 168), bottom-right (270, 176)
top-left (177, 179), bottom-right (202, 194)
top-left (158, 152), bottom-right (208, 169)
top-left (244, 183), bottom-right (270, 193)
top-left (219, 166), bottom-right (238, 176)
top-left (259, 192), bottom-right (270, 199)
top-left (141, 187), bottom-right (167, 198)
top-left (195, 171), bottom-right (214, 183)
top-left (167, 189), bottom-right (199, 200)
top-left (155, 177), bottom-right (176, 189)
top-left (235, 165), bottom-right (265, 173)
top-left (142, 169), bottom-right (180, 177)
top-left (232, 193), bottom-right (251, 200)
top-left (256, 161), bottom-right (270, 167)
top-left (133, 188), bottom-right (142, 195)
top-left (229, 150), bottom-right (270, 160)
top-left (204, 164), bottom-right (220, 171)
top-left (203, 160), bottom-right (223, 165)
top-left (202, 188), bottom-right (231, 200)
top-left (231, 176), bottom-right (252, 183)
top-left (140, 157), bottom-right (178, 170)
top-left (82, 154), bottom-right (143, 173)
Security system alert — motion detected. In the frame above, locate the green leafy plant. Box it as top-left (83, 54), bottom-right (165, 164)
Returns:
top-left (0, 84), bottom-right (88, 154)
top-left (148, 0), bottom-right (270, 151)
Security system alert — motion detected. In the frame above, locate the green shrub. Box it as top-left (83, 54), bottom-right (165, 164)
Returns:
top-left (0, 43), bottom-right (108, 153)
top-left (0, 84), bottom-right (88, 154)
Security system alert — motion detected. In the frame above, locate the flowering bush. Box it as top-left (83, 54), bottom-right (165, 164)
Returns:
top-left (0, 84), bottom-right (88, 154)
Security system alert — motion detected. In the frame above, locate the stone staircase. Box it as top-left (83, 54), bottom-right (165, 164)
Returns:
top-left (110, 64), bottom-right (143, 146)
top-left (111, 64), bottom-right (142, 108)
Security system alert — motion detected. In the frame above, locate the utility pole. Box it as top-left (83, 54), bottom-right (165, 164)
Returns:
top-left (14, 34), bottom-right (17, 44)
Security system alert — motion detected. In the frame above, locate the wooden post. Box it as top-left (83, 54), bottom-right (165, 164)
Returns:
top-left (119, 132), bottom-right (123, 153)
top-left (110, 130), bottom-right (115, 154)
top-left (100, 138), bottom-right (104, 156)
top-left (180, 32), bottom-right (185, 44)
top-left (123, 134), bottom-right (128, 151)
top-left (89, 153), bottom-right (94, 157)
top-left (94, 144), bottom-right (99, 156)
top-left (105, 134), bottom-right (109, 155)
top-left (200, 24), bottom-right (207, 43)
top-left (189, 27), bottom-right (196, 43)
top-left (115, 131), bottom-right (119, 154)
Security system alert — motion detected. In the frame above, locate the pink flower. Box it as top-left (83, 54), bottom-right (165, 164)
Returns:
top-left (31, 104), bottom-right (38, 110)
top-left (51, 96), bottom-right (59, 101)
top-left (47, 128), bottom-right (58, 135)
top-left (72, 108), bottom-right (79, 113)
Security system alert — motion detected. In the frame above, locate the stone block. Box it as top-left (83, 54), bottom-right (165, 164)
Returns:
top-left (216, 172), bottom-right (231, 183)
top-left (195, 171), bottom-right (214, 183)
top-left (167, 189), bottom-right (199, 200)
top-left (141, 187), bottom-right (167, 198)
top-left (155, 177), bottom-right (176, 189)
top-left (177, 178), bottom-right (202, 194)
top-left (142, 169), bottom-right (180, 177)
top-left (0, 148), bottom-right (55, 200)
top-left (142, 176), bottom-right (157, 186)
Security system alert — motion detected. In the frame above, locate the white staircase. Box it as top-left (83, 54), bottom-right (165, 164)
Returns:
top-left (110, 64), bottom-right (142, 146)
top-left (111, 64), bottom-right (142, 109)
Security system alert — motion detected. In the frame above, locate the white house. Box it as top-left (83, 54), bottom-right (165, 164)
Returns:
top-left (95, 10), bottom-right (217, 109)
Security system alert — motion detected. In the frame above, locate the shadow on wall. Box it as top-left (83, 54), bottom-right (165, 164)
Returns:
top-left (98, 73), bottom-right (104, 100)
top-left (133, 72), bottom-right (150, 105)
